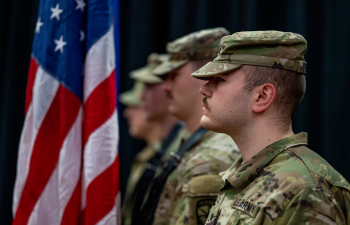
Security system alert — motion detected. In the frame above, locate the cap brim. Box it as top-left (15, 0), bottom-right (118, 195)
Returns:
top-left (191, 62), bottom-right (242, 79)
top-left (119, 91), bottom-right (141, 106)
top-left (130, 67), bottom-right (163, 84)
top-left (153, 59), bottom-right (189, 76)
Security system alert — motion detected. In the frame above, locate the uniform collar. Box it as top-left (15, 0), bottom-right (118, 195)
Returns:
top-left (221, 132), bottom-right (308, 190)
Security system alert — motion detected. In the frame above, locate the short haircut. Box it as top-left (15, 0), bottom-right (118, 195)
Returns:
top-left (241, 65), bottom-right (306, 125)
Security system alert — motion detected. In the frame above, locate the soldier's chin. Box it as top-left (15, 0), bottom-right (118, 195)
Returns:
top-left (200, 115), bottom-right (220, 132)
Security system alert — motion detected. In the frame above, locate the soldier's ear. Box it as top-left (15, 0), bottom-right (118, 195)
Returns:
top-left (251, 83), bottom-right (276, 113)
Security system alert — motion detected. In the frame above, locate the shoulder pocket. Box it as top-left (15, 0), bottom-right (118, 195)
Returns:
top-left (184, 175), bottom-right (223, 225)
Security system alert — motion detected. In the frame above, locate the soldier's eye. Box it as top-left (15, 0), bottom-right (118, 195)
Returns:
top-left (216, 77), bottom-right (225, 82)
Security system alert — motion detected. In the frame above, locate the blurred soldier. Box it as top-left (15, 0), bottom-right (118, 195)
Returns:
top-left (137, 28), bottom-right (241, 225)
top-left (124, 54), bottom-right (184, 225)
top-left (130, 53), bottom-right (181, 160)
top-left (120, 81), bottom-right (163, 225)
top-left (193, 31), bottom-right (350, 224)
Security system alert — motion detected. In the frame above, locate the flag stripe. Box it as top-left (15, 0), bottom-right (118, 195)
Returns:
top-left (25, 58), bottom-right (39, 116)
top-left (84, 26), bottom-right (115, 102)
top-left (60, 174), bottom-right (82, 225)
top-left (84, 155), bottom-right (119, 225)
top-left (61, 24), bottom-right (118, 225)
top-left (96, 192), bottom-right (120, 225)
top-left (57, 108), bottom-right (83, 221)
top-left (26, 108), bottom-right (82, 225)
top-left (13, 68), bottom-right (60, 214)
top-left (83, 70), bottom-right (116, 144)
top-left (13, 85), bottom-right (81, 225)
top-left (83, 111), bottom-right (118, 193)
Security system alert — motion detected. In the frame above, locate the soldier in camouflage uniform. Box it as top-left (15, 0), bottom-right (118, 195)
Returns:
top-left (151, 28), bottom-right (241, 225)
top-left (120, 81), bottom-right (162, 225)
top-left (122, 54), bottom-right (184, 225)
top-left (192, 31), bottom-right (350, 224)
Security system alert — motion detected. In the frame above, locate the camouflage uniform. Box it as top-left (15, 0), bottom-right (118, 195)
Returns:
top-left (190, 31), bottom-right (350, 224)
top-left (205, 133), bottom-right (350, 225)
top-left (123, 142), bottom-right (160, 225)
top-left (154, 131), bottom-right (240, 225)
top-left (152, 28), bottom-right (241, 225)
top-left (123, 128), bottom-right (187, 225)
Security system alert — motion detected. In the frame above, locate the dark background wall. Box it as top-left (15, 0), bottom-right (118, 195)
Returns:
top-left (1, 0), bottom-right (350, 223)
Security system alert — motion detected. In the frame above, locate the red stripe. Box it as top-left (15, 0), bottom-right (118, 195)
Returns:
top-left (83, 69), bottom-right (116, 145)
top-left (13, 85), bottom-right (81, 225)
top-left (83, 155), bottom-right (120, 225)
top-left (25, 58), bottom-right (39, 116)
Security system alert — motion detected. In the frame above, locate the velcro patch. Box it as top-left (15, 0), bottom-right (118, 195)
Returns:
top-left (231, 197), bottom-right (259, 217)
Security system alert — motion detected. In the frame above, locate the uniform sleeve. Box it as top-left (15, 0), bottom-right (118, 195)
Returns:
top-left (175, 174), bottom-right (223, 225)
top-left (273, 187), bottom-right (346, 225)
top-left (341, 189), bottom-right (350, 224)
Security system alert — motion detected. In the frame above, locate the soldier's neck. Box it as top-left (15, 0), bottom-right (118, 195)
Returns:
top-left (231, 121), bottom-right (294, 164)
top-left (183, 110), bottom-right (203, 134)
top-left (157, 114), bottom-right (178, 140)
top-left (145, 123), bottom-right (162, 145)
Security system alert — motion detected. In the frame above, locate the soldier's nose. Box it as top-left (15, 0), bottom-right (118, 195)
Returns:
top-left (200, 82), bottom-right (213, 98)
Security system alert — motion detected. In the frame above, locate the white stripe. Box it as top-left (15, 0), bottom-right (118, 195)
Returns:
top-left (27, 108), bottom-right (83, 225)
top-left (58, 108), bottom-right (83, 221)
top-left (84, 25), bottom-right (115, 102)
top-left (12, 68), bottom-right (60, 215)
top-left (82, 110), bottom-right (119, 208)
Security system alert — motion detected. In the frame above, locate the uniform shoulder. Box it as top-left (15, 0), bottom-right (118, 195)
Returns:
top-left (290, 146), bottom-right (350, 191)
top-left (177, 132), bottom-right (240, 181)
top-left (199, 132), bottom-right (240, 154)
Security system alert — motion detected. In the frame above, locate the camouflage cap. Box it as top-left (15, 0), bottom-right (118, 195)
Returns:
top-left (192, 31), bottom-right (307, 79)
top-left (153, 27), bottom-right (230, 76)
top-left (119, 81), bottom-right (143, 106)
top-left (130, 53), bottom-right (168, 83)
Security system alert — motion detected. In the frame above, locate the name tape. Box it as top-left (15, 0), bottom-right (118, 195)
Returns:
top-left (231, 197), bottom-right (259, 217)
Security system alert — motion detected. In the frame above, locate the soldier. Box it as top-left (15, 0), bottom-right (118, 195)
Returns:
top-left (120, 81), bottom-right (163, 225)
top-left (147, 28), bottom-right (241, 225)
top-left (131, 53), bottom-right (182, 162)
top-left (123, 54), bottom-right (184, 225)
top-left (192, 31), bottom-right (350, 224)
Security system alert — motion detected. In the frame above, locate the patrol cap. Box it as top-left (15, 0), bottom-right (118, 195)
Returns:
top-left (192, 31), bottom-right (307, 79)
top-left (119, 81), bottom-right (143, 106)
top-left (130, 53), bottom-right (168, 83)
top-left (153, 27), bottom-right (230, 76)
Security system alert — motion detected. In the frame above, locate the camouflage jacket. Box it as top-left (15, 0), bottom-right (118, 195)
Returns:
top-left (122, 142), bottom-right (160, 225)
top-left (205, 132), bottom-right (350, 225)
top-left (153, 131), bottom-right (241, 225)
top-left (123, 126), bottom-right (187, 225)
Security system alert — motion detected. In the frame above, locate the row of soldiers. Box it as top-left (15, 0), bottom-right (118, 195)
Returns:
top-left (120, 28), bottom-right (350, 225)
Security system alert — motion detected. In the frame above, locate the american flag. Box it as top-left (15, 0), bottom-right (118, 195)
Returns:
top-left (12, 0), bottom-right (120, 224)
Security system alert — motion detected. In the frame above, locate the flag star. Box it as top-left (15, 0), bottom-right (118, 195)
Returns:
top-left (75, 0), bottom-right (86, 12)
top-left (35, 17), bottom-right (44, 33)
top-left (54, 36), bottom-right (67, 53)
top-left (79, 30), bottom-right (85, 42)
top-left (50, 3), bottom-right (63, 21)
